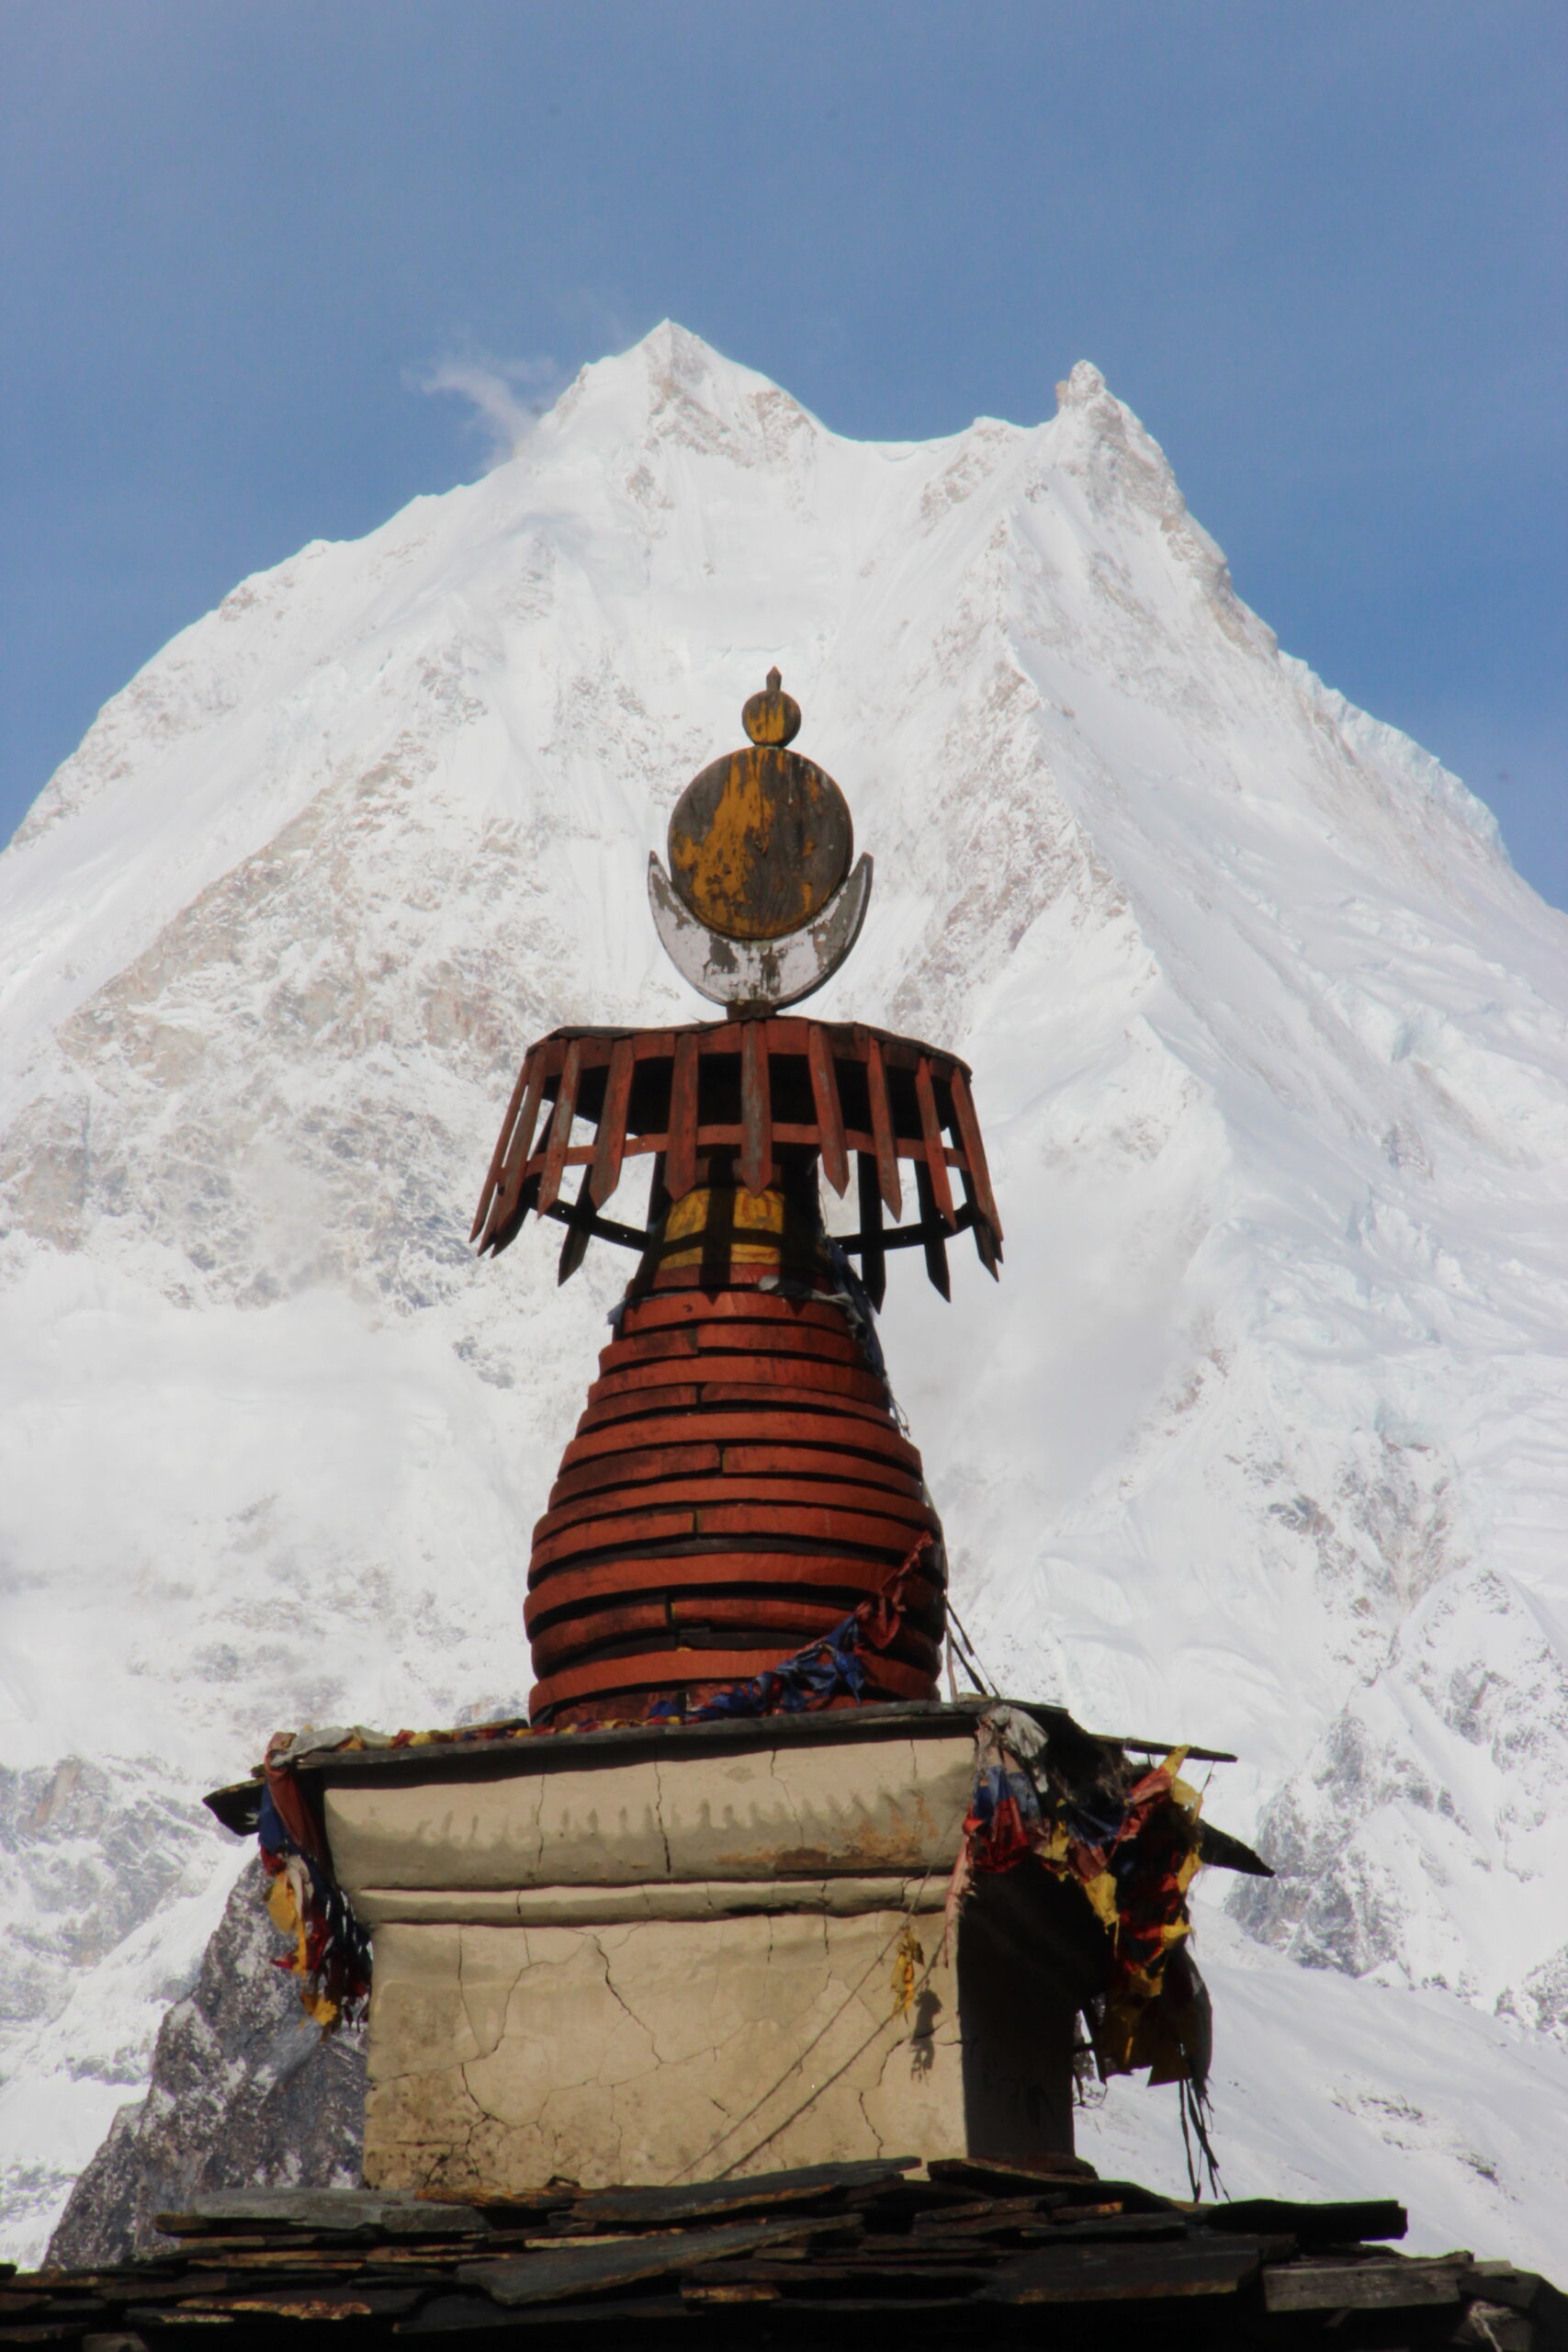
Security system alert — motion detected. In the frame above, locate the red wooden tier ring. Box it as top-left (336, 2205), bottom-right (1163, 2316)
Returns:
top-left (530, 1600), bottom-right (943, 1680)
top-left (532, 1500), bottom-right (936, 1577)
top-left (531, 1644), bottom-right (938, 1719)
top-left (535, 1475), bottom-right (936, 1544)
top-left (559, 1409), bottom-right (922, 1475)
top-left (599, 1319), bottom-right (867, 1374)
top-left (525, 1552), bottom-right (945, 1631)
top-left (589, 1353), bottom-right (890, 1407)
top-left (615, 1289), bottom-right (853, 1333)
top-left (547, 1439), bottom-right (921, 1509)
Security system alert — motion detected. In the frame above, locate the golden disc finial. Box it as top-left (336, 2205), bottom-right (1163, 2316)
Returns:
top-left (741, 667), bottom-right (802, 748)
top-left (666, 673), bottom-right (852, 942)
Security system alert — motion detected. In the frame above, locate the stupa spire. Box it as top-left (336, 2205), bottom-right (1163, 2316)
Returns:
top-left (468, 669), bottom-right (1004, 1726)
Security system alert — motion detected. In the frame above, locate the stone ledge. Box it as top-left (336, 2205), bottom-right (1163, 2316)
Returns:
top-left (322, 1724), bottom-right (977, 1897)
top-left (353, 1874), bottom-right (949, 1927)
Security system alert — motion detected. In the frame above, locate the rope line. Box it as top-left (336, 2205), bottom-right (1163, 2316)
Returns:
top-left (944, 1596), bottom-right (998, 1698)
top-left (666, 1859), bottom-right (942, 2185)
top-left (711, 1917), bottom-right (954, 2181)
top-left (664, 1802), bottom-right (968, 2187)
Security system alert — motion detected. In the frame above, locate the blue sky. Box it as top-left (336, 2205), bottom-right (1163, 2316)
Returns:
top-left (4, 3), bottom-right (1563, 902)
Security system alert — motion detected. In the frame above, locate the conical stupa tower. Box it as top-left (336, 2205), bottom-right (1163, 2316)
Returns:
top-left (470, 671), bottom-right (1003, 1726)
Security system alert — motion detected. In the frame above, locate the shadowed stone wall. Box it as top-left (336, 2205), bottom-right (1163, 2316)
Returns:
top-left (316, 1717), bottom-right (1102, 2194)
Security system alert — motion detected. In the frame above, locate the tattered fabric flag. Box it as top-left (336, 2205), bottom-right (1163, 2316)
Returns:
top-left (256, 1744), bottom-right (372, 2031)
top-left (946, 1707), bottom-right (1213, 2109)
top-left (890, 1923), bottom-right (925, 2020)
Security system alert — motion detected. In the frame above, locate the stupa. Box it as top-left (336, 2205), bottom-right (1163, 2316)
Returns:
top-left (208, 674), bottom-right (1265, 2199)
top-left (473, 667), bottom-right (1000, 1727)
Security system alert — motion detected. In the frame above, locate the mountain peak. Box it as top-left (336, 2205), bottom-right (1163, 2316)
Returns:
top-left (1056, 356), bottom-right (1111, 408)
top-left (544, 319), bottom-right (820, 471)
top-left (1050, 355), bottom-right (1185, 518)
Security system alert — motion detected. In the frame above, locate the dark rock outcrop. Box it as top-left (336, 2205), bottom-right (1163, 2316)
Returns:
top-left (47, 1858), bottom-right (365, 2267)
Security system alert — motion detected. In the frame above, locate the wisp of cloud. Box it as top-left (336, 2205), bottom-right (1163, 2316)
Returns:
top-left (414, 350), bottom-right (561, 465)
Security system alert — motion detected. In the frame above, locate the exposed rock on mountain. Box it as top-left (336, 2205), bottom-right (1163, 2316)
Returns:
top-left (46, 1860), bottom-right (364, 2268)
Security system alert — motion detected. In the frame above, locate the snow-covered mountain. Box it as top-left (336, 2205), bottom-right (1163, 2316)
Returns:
top-left (3, 322), bottom-right (1566, 2270)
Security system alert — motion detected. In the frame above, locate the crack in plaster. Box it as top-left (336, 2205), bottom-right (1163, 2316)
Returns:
top-left (533, 2075), bottom-right (605, 2178)
top-left (515, 1771), bottom-right (547, 1881)
top-left (649, 1758), bottom-right (674, 1880)
top-left (456, 1926), bottom-right (506, 2063)
top-left (585, 1934), bottom-right (665, 2084)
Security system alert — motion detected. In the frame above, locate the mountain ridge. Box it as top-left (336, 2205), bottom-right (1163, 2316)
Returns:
top-left (2, 322), bottom-right (1565, 2268)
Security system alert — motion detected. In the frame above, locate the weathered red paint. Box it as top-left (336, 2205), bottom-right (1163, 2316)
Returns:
top-left (530, 1644), bottom-right (936, 1715)
top-left (526, 1231), bottom-right (944, 1717)
top-left (471, 1014), bottom-right (1002, 1295)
